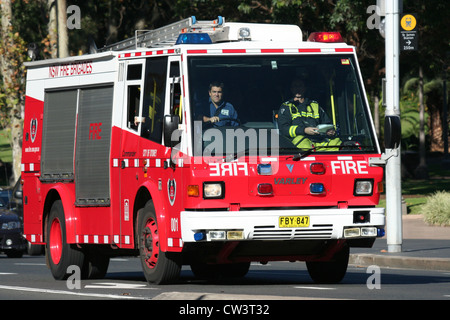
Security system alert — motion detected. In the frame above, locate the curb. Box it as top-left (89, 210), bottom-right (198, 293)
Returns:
top-left (349, 253), bottom-right (450, 272)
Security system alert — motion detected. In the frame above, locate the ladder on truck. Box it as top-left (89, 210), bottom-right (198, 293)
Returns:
top-left (99, 16), bottom-right (225, 52)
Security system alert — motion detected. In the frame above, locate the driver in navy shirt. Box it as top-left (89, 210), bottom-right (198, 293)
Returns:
top-left (202, 81), bottom-right (238, 126)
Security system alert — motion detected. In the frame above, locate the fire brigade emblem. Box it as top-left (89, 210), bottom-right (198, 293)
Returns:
top-left (30, 119), bottom-right (38, 143)
top-left (167, 179), bottom-right (176, 206)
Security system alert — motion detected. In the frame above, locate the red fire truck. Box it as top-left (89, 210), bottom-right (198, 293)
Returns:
top-left (22, 17), bottom-right (399, 284)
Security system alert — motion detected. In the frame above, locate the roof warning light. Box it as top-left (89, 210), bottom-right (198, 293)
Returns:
top-left (308, 32), bottom-right (343, 43)
top-left (176, 33), bottom-right (212, 45)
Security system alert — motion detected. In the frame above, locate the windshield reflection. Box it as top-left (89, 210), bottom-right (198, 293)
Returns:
top-left (189, 55), bottom-right (377, 157)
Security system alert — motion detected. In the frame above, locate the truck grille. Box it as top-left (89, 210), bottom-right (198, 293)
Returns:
top-left (251, 224), bottom-right (333, 240)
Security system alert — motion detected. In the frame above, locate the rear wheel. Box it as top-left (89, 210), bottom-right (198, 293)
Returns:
top-left (137, 201), bottom-right (181, 284)
top-left (306, 243), bottom-right (349, 284)
top-left (83, 246), bottom-right (110, 279)
top-left (27, 242), bottom-right (44, 256)
top-left (46, 200), bottom-right (84, 280)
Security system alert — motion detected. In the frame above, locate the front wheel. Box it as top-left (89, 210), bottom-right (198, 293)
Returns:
top-left (137, 201), bottom-right (181, 284)
top-left (306, 243), bottom-right (349, 284)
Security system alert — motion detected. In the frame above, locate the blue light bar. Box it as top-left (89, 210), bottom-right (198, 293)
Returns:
top-left (257, 163), bottom-right (272, 175)
top-left (310, 183), bottom-right (325, 194)
top-left (176, 33), bottom-right (212, 45)
top-left (194, 232), bottom-right (205, 241)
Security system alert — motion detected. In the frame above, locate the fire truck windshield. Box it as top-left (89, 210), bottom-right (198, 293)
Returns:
top-left (188, 55), bottom-right (378, 158)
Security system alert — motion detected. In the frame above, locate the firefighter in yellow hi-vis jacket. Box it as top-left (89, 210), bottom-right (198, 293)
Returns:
top-left (278, 78), bottom-right (341, 150)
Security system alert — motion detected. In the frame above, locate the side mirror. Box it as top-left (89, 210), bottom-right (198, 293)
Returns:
top-left (14, 190), bottom-right (23, 200)
top-left (384, 115), bottom-right (401, 149)
top-left (163, 114), bottom-right (180, 147)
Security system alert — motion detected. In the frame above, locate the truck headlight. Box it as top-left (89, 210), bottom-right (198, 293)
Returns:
top-left (354, 179), bottom-right (374, 196)
top-left (203, 182), bottom-right (225, 199)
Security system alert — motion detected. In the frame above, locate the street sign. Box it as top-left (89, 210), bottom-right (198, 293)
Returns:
top-left (400, 14), bottom-right (418, 51)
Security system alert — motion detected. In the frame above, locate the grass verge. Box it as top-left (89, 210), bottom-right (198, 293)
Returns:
top-left (422, 191), bottom-right (450, 226)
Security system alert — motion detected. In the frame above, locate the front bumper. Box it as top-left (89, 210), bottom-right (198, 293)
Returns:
top-left (0, 231), bottom-right (28, 251)
top-left (181, 207), bottom-right (385, 242)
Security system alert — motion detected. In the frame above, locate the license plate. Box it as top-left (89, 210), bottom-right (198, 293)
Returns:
top-left (279, 216), bottom-right (310, 228)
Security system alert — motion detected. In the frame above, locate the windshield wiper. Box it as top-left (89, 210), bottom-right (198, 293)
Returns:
top-left (223, 143), bottom-right (371, 162)
top-left (292, 145), bottom-right (345, 161)
top-left (292, 148), bottom-right (315, 161)
top-left (224, 148), bottom-right (260, 162)
top-left (291, 143), bottom-right (372, 161)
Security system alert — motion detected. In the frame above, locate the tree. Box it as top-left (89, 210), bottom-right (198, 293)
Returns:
top-left (0, 0), bottom-right (446, 186)
top-left (57, 0), bottom-right (68, 57)
top-left (416, 66), bottom-right (427, 178)
top-left (402, 69), bottom-right (430, 178)
top-left (0, 0), bottom-right (27, 184)
top-left (44, 0), bottom-right (68, 58)
top-left (401, 0), bottom-right (449, 154)
top-left (48, 0), bottom-right (57, 58)
top-left (71, 1), bottom-right (175, 51)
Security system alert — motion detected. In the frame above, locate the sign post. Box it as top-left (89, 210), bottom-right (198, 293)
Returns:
top-left (385, 1), bottom-right (403, 253)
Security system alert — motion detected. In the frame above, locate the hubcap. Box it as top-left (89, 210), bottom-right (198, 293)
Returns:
top-left (49, 218), bottom-right (62, 265)
top-left (142, 218), bottom-right (159, 269)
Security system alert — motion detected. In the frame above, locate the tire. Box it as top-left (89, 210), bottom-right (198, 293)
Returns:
top-left (6, 249), bottom-right (24, 258)
top-left (137, 201), bottom-right (181, 284)
top-left (190, 262), bottom-right (217, 279)
top-left (306, 243), bottom-right (349, 284)
top-left (46, 200), bottom-right (85, 280)
top-left (83, 246), bottom-right (110, 279)
top-left (27, 242), bottom-right (44, 256)
top-left (221, 262), bottom-right (250, 278)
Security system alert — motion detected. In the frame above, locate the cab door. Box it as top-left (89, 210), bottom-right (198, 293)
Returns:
top-left (164, 56), bottom-right (186, 151)
top-left (123, 59), bottom-right (146, 135)
top-left (161, 56), bottom-right (185, 251)
top-left (118, 58), bottom-right (146, 247)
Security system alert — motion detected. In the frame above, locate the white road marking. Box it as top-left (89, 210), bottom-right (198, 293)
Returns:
top-left (294, 286), bottom-right (336, 290)
top-left (84, 282), bottom-right (152, 290)
top-left (0, 284), bottom-right (151, 300)
top-left (110, 258), bottom-right (129, 262)
top-left (0, 273), bottom-right (17, 275)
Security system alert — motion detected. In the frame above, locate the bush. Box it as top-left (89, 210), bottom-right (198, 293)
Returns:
top-left (422, 191), bottom-right (450, 226)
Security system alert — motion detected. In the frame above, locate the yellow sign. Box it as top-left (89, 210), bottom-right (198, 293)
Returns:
top-left (279, 216), bottom-right (310, 228)
top-left (401, 14), bottom-right (417, 31)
